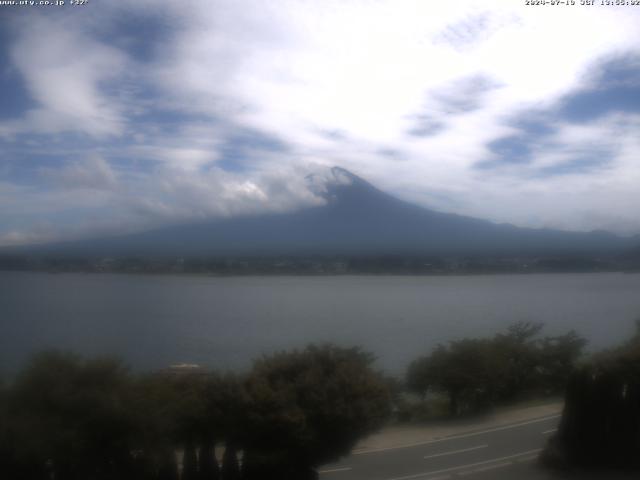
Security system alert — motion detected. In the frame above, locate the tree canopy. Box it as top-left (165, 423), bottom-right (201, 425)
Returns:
top-left (406, 322), bottom-right (587, 416)
top-left (543, 320), bottom-right (640, 471)
top-left (0, 345), bottom-right (391, 480)
top-left (3, 351), bottom-right (135, 480)
top-left (241, 345), bottom-right (391, 478)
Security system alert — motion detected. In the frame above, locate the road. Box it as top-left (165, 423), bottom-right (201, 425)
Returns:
top-left (317, 414), bottom-right (597, 480)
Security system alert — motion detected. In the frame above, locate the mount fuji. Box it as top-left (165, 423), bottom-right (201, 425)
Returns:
top-left (11, 167), bottom-right (637, 258)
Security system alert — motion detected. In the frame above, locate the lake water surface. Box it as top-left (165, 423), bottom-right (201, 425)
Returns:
top-left (1, 272), bottom-right (640, 376)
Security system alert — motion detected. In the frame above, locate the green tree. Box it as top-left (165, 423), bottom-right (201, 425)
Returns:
top-left (537, 330), bottom-right (587, 394)
top-left (131, 369), bottom-right (218, 480)
top-left (201, 373), bottom-right (245, 480)
top-left (240, 345), bottom-right (391, 478)
top-left (427, 340), bottom-right (498, 416)
top-left (405, 356), bottom-right (431, 400)
top-left (544, 329), bottom-right (640, 471)
top-left (0, 375), bottom-right (16, 477)
top-left (406, 323), bottom-right (587, 417)
top-left (6, 351), bottom-right (136, 480)
top-left (491, 321), bottom-right (544, 401)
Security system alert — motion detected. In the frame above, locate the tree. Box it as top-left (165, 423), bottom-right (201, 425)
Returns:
top-left (6, 351), bottom-right (136, 480)
top-left (240, 345), bottom-right (391, 478)
top-left (491, 321), bottom-right (544, 401)
top-left (131, 369), bottom-right (224, 480)
top-left (220, 443), bottom-right (241, 480)
top-left (406, 323), bottom-right (587, 417)
top-left (405, 356), bottom-right (431, 400)
top-left (407, 340), bottom-right (498, 415)
top-left (544, 348), bottom-right (640, 470)
top-left (537, 331), bottom-right (587, 394)
top-left (201, 374), bottom-right (245, 480)
top-left (198, 439), bottom-right (219, 480)
top-left (427, 340), bottom-right (499, 416)
top-left (0, 375), bottom-right (19, 478)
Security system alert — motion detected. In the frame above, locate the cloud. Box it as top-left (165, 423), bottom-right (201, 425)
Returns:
top-left (2, 14), bottom-right (127, 138)
top-left (406, 117), bottom-right (446, 138)
top-left (475, 54), bottom-right (640, 182)
top-left (432, 11), bottom-right (515, 51)
top-left (537, 150), bottom-right (612, 178)
top-left (406, 74), bottom-right (501, 137)
top-left (216, 128), bottom-right (291, 173)
top-left (40, 155), bottom-right (118, 191)
top-left (0, 161), bottom-right (329, 246)
top-left (127, 146), bottom-right (220, 173)
top-left (557, 55), bottom-right (640, 122)
top-left (431, 75), bottom-right (501, 115)
top-left (131, 165), bottom-right (324, 221)
top-left (1, 1), bottom-right (640, 243)
top-left (482, 136), bottom-right (533, 167)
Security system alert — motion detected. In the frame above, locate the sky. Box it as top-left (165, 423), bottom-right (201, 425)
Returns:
top-left (1, 0), bottom-right (639, 246)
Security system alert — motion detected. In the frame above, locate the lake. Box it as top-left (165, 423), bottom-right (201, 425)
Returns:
top-left (1, 271), bottom-right (640, 376)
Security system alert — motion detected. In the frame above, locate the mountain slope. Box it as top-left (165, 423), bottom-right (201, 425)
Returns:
top-left (15, 167), bottom-right (637, 258)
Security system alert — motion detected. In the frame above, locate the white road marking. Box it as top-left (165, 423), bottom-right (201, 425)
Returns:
top-left (382, 449), bottom-right (542, 480)
top-left (458, 461), bottom-right (511, 475)
top-left (353, 415), bottom-right (560, 455)
top-left (542, 428), bottom-right (557, 434)
top-left (319, 466), bottom-right (352, 474)
top-left (423, 444), bottom-right (488, 460)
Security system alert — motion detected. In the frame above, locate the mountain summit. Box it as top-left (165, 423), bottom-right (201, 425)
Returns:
top-left (17, 167), bottom-right (636, 258)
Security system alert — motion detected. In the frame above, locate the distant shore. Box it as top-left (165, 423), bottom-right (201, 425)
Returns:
top-left (1, 252), bottom-right (638, 276)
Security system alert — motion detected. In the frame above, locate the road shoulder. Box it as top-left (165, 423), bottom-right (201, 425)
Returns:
top-left (354, 401), bottom-right (563, 454)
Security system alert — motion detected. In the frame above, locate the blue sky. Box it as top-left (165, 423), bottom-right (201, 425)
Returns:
top-left (1, 0), bottom-right (640, 245)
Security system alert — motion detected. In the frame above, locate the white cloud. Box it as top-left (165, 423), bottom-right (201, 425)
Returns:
top-left (1, 1), bottom-right (640, 243)
top-left (127, 146), bottom-right (220, 172)
top-left (0, 162), bottom-right (329, 246)
top-left (144, 1), bottom-right (640, 183)
top-left (3, 14), bottom-right (127, 137)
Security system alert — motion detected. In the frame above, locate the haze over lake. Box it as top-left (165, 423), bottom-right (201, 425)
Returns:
top-left (2, 271), bottom-right (640, 376)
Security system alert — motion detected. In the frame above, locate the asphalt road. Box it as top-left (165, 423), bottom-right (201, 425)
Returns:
top-left (317, 414), bottom-right (575, 480)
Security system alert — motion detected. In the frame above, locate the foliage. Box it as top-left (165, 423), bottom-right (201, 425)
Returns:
top-left (241, 345), bottom-right (391, 477)
top-left (3, 351), bottom-right (135, 480)
top-left (0, 326), bottom-right (592, 478)
top-left (406, 322), bottom-right (587, 416)
top-left (537, 331), bottom-right (587, 394)
top-left (0, 345), bottom-right (391, 479)
top-left (543, 325), bottom-right (640, 471)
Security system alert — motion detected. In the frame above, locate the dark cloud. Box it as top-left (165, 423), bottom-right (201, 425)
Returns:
top-left (537, 150), bottom-right (613, 177)
top-left (217, 128), bottom-right (291, 172)
top-left (476, 53), bottom-right (640, 174)
top-left (0, 148), bottom-right (81, 186)
top-left (557, 53), bottom-right (640, 122)
top-left (558, 86), bottom-right (640, 122)
top-left (478, 136), bottom-right (533, 169)
top-left (433, 13), bottom-right (492, 49)
top-left (511, 117), bottom-right (555, 136)
top-left (40, 155), bottom-right (118, 191)
top-left (431, 75), bottom-right (500, 114)
top-left (406, 116), bottom-right (446, 137)
top-left (377, 148), bottom-right (405, 161)
top-left (407, 75), bottom-right (500, 138)
top-left (0, 24), bottom-right (35, 120)
top-left (96, 11), bottom-right (176, 63)
top-left (589, 54), bottom-right (640, 88)
top-left (319, 129), bottom-right (349, 142)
